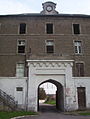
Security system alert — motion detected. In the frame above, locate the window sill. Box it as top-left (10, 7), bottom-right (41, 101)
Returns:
top-left (74, 53), bottom-right (83, 56)
top-left (17, 53), bottom-right (26, 55)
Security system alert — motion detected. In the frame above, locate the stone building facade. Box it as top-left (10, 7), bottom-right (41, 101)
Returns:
top-left (0, 1), bottom-right (90, 111)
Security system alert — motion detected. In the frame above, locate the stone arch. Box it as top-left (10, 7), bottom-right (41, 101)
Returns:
top-left (38, 79), bottom-right (64, 111)
top-left (27, 60), bottom-right (76, 112)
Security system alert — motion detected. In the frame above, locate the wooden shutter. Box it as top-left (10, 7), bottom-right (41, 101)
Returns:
top-left (80, 63), bottom-right (84, 76)
top-left (76, 63), bottom-right (80, 76)
top-left (76, 63), bottom-right (84, 77)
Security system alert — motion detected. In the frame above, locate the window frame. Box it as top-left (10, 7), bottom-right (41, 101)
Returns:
top-left (72, 23), bottom-right (81, 35)
top-left (45, 40), bottom-right (55, 54)
top-left (17, 39), bottom-right (26, 54)
top-left (74, 40), bottom-right (82, 55)
top-left (16, 62), bottom-right (25, 77)
top-left (75, 62), bottom-right (85, 77)
top-left (16, 87), bottom-right (23, 91)
top-left (19, 23), bottom-right (26, 34)
top-left (45, 23), bottom-right (54, 34)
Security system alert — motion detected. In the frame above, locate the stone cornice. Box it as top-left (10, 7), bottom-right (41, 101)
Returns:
top-left (27, 60), bottom-right (74, 68)
top-left (27, 60), bottom-right (74, 62)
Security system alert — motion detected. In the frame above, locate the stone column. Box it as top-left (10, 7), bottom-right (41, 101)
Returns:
top-left (64, 63), bottom-right (77, 111)
top-left (27, 63), bottom-right (37, 111)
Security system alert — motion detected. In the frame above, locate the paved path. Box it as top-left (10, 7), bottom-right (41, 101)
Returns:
top-left (17, 112), bottom-right (90, 119)
top-left (39, 103), bottom-right (57, 112)
top-left (16, 104), bottom-right (90, 119)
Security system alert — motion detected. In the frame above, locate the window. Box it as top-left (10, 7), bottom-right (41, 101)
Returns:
top-left (74, 41), bottom-right (82, 54)
top-left (17, 40), bottom-right (25, 54)
top-left (16, 63), bottom-right (24, 77)
top-left (19, 23), bottom-right (26, 34)
top-left (76, 63), bottom-right (84, 77)
top-left (16, 87), bottom-right (23, 91)
top-left (46, 23), bottom-right (53, 34)
top-left (46, 40), bottom-right (54, 53)
top-left (73, 24), bottom-right (80, 34)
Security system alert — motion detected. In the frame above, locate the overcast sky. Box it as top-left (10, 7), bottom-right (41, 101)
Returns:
top-left (0, 0), bottom-right (90, 15)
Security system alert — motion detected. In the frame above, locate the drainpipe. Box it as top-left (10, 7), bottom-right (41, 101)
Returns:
top-left (25, 54), bottom-right (29, 111)
top-left (25, 48), bottom-right (31, 111)
top-left (64, 74), bottom-right (67, 112)
top-left (26, 67), bottom-right (29, 111)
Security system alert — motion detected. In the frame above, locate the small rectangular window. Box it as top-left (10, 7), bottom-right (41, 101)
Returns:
top-left (76, 63), bottom-right (84, 77)
top-left (17, 40), bottom-right (25, 54)
top-left (46, 23), bottom-right (53, 34)
top-left (73, 24), bottom-right (80, 34)
top-left (16, 63), bottom-right (24, 77)
top-left (19, 23), bottom-right (26, 34)
top-left (16, 87), bottom-right (23, 91)
top-left (74, 41), bottom-right (82, 54)
top-left (46, 40), bottom-right (54, 53)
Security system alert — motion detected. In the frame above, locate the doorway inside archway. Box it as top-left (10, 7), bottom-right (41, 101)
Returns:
top-left (38, 79), bottom-right (64, 112)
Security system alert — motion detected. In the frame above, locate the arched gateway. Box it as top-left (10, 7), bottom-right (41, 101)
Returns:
top-left (27, 60), bottom-right (77, 112)
top-left (38, 79), bottom-right (64, 111)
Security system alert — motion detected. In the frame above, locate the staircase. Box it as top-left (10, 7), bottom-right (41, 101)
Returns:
top-left (0, 89), bottom-right (18, 111)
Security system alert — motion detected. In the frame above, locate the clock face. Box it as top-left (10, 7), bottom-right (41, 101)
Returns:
top-left (46, 5), bottom-right (53, 12)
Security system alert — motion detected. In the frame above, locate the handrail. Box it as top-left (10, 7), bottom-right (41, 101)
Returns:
top-left (0, 89), bottom-right (18, 110)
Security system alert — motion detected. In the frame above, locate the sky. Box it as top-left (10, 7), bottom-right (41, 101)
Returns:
top-left (0, 0), bottom-right (90, 15)
top-left (40, 82), bottom-right (57, 94)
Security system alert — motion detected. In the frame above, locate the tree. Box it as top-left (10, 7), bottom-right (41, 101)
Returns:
top-left (39, 88), bottom-right (46, 100)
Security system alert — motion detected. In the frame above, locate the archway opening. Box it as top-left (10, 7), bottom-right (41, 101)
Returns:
top-left (38, 79), bottom-right (64, 112)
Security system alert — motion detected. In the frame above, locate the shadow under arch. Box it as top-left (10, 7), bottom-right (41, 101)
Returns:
top-left (38, 79), bottom-right (64, 112)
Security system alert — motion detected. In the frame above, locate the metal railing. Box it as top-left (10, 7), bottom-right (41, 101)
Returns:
top-left (0, 89), bottom-right (18, 110)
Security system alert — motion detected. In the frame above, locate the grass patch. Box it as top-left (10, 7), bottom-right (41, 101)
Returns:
top-left (79, 112), bottom-right (90, 115)
top-left (45, 100), bottom-right (56, 105)
top-left (64, 110), bottom-right (90, 116)
top-left (0, 111), bottom-right (37, 119)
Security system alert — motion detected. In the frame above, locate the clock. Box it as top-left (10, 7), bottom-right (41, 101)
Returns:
top-left (46, 5), bottom-right (53, 12)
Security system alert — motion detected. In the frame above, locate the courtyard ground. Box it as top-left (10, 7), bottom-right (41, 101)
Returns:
top-left (15, 104), bottom-right (90, 119)
top-left (15, 112), bottom-right (90, 119)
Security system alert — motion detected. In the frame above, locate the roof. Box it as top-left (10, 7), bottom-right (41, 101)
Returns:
top-left (42, 1), bottom-right (56, 5)
top-left (0, 13), bottom-right (90, 18)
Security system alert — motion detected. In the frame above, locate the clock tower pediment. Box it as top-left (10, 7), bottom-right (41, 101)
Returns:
top-left (40, 1), bottom-right (59, 15)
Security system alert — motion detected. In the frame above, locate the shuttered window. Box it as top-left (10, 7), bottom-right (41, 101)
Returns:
top-left (16, 63), bottom-right (24, 77)
top-left (76, 63), bottom-right (84, 77)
